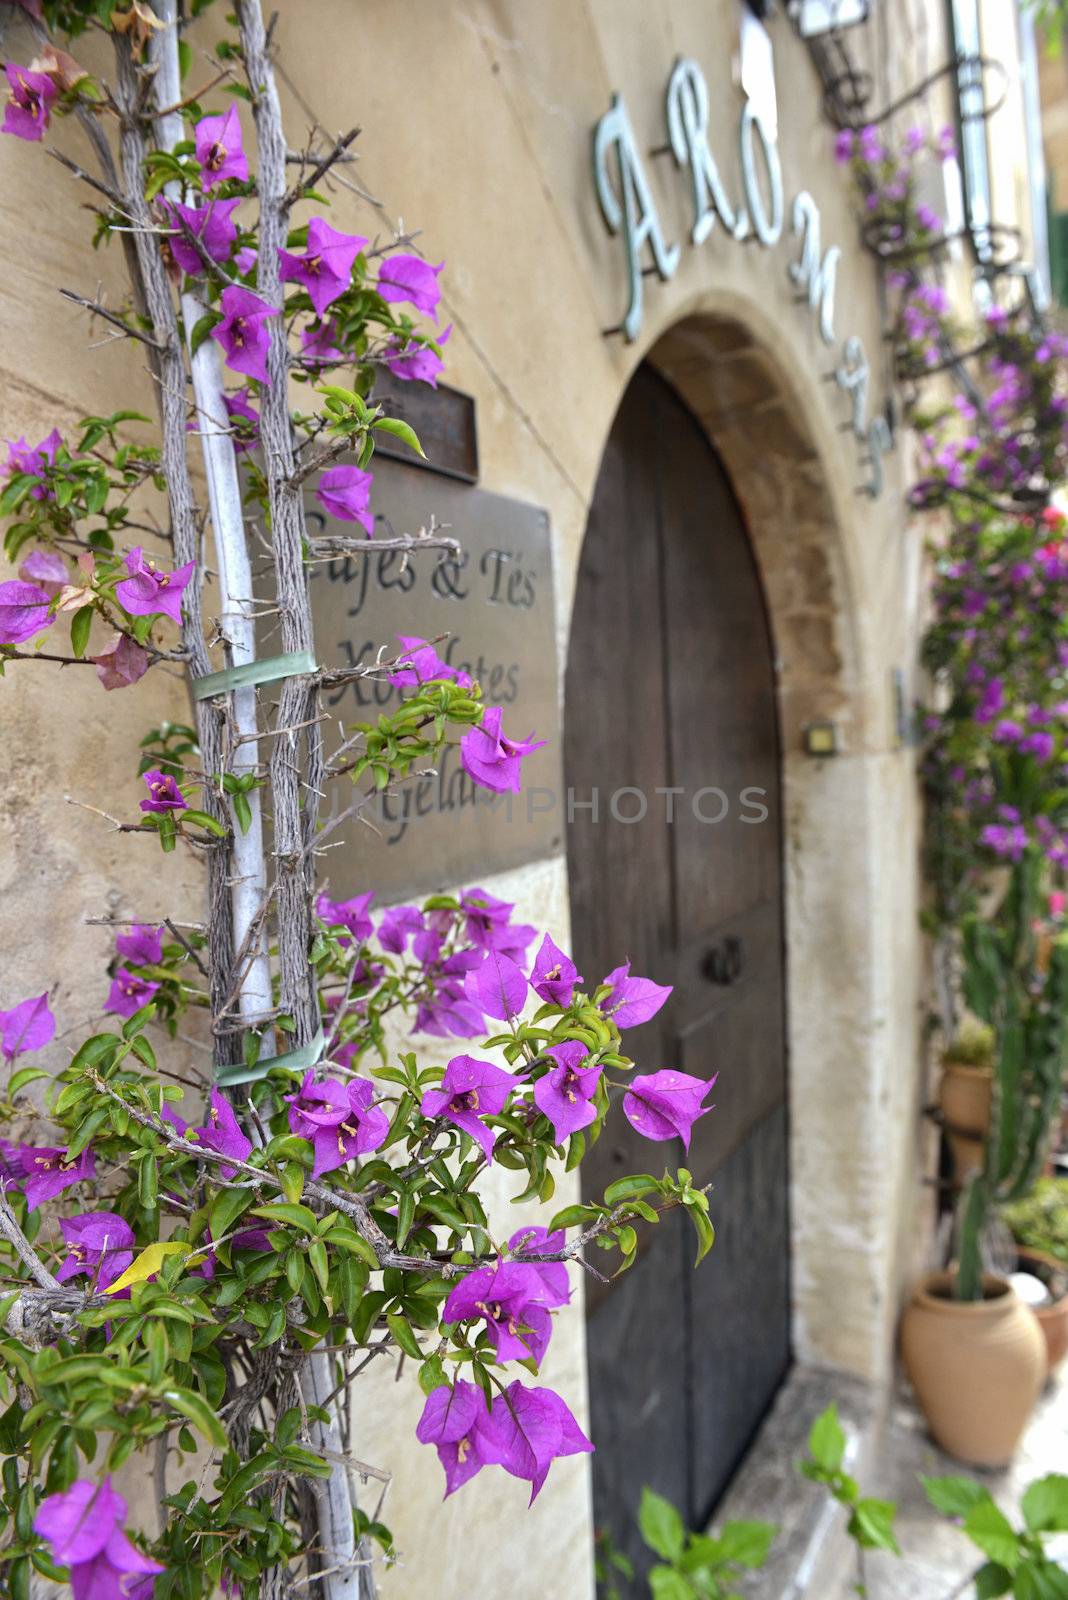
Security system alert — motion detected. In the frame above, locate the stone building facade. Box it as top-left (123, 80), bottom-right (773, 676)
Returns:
top-left (0, 1), bottom-right (1047, 1596)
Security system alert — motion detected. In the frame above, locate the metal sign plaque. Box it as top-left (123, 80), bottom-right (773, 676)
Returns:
top-left (370, 383), bottom-right (479, 483)
top-left (307, 457), bottom-right (563, 901)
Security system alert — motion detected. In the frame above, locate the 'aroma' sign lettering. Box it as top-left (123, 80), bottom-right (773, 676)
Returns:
top-left (592, 55), bottom-right (893, 496)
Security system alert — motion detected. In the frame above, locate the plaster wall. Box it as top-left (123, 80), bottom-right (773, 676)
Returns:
top-left (0, 2), bottom-right (1033, 1597)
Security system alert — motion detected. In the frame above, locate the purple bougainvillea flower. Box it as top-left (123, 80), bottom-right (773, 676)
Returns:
top-left (6, 1144), bottom-right (95, 1210)
top-left (459, 889), bottom-right (537, 959)
top-left (280, 216), bottom-right (367, 316)
top-left (300, 318), bottom-right (346, 368)
top-left (55, 1212), bottom-right (135, 1288)
top-left (35, 1478), bottom-right (163, 1599)
top-left (233, 244), bottom-right (257, 275)
top-left (600, 962), bottom-right (672, 1029)
top-left (416, 1380), bottom-right (497, 1497)
top-left (0, 992), bottom-right (55, 1059)
top-left (376, 253), bottom-right (443, 316)
top-left (443, 1261), bottom-right (553, 1365)
top-left (383, 324), bottom-right (451, 388)
top-left (0, 580), bottom-right (52, 644)
top-left (193, 1088), bottom-right (252, 1176)
top-left (316, 889), bottom-right (374, 942)
top-left (116, 546), bottom-right (195, 625)
top-left (212, 285), bottom-right (278, 384)
top-left (412, 980), bottom-right (486, 1039)
top-left (530, 934), bottom-right (582, 1008)
top-left (460, 707), bottom-right (545, 795)
top-left (140, 769), bottom-right (187, 815)
top-left (464, 949), bottom-right (528, 1021)
top-left (307, 1078), bottom-right (388, 1177)
top-left (286, 1071), bottom-right (349, 1138)
top-left (420, 1055), bottom-right (515, 1160)
top-left (105, 968), bottom-right (160, 1020)
top-left (507, 1225), bottom-right (570, 1307)
top-left (533, 1041), bottom-right (601, 1143)
top-left (160, 196), bottom-right (239, 275)
top-left (195, 102), bottom-right (248, 188)
top-left (18, 548), bottom-right (68, 591)
top-left (833, 128), bottom-right (855, 163)
top-left (91, 631), bottom-right (149, 691)
top-left (316, 464), bottom-right (374, 536)
top-left (389, 633), bottom-right (472, 689)
top-left (481, 1381), bottom-right (593, 1503)
top-left (376, 903), bottom-right (424, 954)
top-left (623, 1069), bottom-right (714, 1151)
top-left (222, 388), bottom-right (259, 454)
top-left (115, 924), bottom-right (163, 967)
top-left (2, 63), bottom-right (56, 141)
top-left (4, 428), bottom-right (61, 500)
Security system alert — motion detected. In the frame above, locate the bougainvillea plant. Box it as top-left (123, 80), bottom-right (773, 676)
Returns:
top-left (0, 5), bottom-right (718, 1598)
top-left (838, 117), bottom-right (1068, 1303)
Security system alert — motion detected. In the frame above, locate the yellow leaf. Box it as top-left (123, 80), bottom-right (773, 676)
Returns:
top-left (105, 1241), bottom-right (190, 1295)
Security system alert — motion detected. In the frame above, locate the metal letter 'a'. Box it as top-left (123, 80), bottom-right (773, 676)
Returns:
top-left (593, 93), bottom-right (680, 341)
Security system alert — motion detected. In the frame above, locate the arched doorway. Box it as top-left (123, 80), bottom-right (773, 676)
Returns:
top-left (565, 364), bottom-right (790, 1584)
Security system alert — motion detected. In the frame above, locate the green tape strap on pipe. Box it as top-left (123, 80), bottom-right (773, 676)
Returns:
top-left (214, 1027), bottom-right (326, 1087)
top-left (192, 649), bottom-right (318, 702)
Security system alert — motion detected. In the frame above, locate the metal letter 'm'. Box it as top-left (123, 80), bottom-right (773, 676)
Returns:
top-left (593, 93), bottom-right (680, 341)
top-left (790, 191), bottom-right (840, 344)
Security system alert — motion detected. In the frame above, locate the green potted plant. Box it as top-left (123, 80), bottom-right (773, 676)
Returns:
top-left (939, 1017), bottom-right (996, 1182)
top-left (1004, 1175), bottom-right (1068, 1371)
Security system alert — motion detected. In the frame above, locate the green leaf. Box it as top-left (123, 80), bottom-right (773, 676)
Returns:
top-left (648, 1568), bottom-right (693, 1600)
top-left (1022, 1474), bottom-right (1068, 1534)
top-left (547, 1203), bottom-right (596, 1232)
top-left (209, 1186), bottom-right (255, 1241)
top-left (385, 1312), bottom-right (422, 1360)
top-left (372, 415), bottom-right (425, 457)
top-left (70, 606), bottom-right (93, 659)
top-left (418, 1355), bottom-right (448, 1396)
top-left (807, 1404), bottom-right (846, 1474)
top-left (252, 1202), bottom-right (318, 1234)
top-left (603, 1174), bottom-right (659, 1206)
top-left (975, 1563), bottom-right (1013, 1599)
top-left (923, 1475), bottom-right (993, 1519)
top-left (848, 1498), bottom-right (900, 1554)
top-left (163, 1385), bottom-right (228, 1448)
top-left (964, 1500), bottom-right (1021, 1570)
top-left (8, 1066), bottom-right (48, 1095)
top-left (1012, 1562), bottom-right (1068, 1600)
top-left (639, 1487), bottom-right (686, 1563)
top-left (182, 808), bottom-right (228, 838)
top-left (715, 1520), bottom-right (777, 1568)
top-left (189, 311), bottom-right (220, 357)
top-left (688, 1206), bottom-right (715, 1265)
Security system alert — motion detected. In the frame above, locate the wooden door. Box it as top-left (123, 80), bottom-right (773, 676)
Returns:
top-left (565, 366), bottom-right (790, 1589)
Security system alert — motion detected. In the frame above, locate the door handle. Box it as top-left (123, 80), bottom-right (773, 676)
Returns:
top-left (703, 935), bottom-right (744, 986)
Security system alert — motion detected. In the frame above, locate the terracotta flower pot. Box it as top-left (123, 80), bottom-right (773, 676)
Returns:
top-left (900, 1271), bottom-right (1045, 1466)
top-left (938, 1062), bottom-right (992, 1181)
top-left (1017, 1249), bottom-right (1068, 1373)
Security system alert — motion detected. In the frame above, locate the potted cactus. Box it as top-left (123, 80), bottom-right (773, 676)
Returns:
top-left (903, 854), bottom-right (1068, 1464)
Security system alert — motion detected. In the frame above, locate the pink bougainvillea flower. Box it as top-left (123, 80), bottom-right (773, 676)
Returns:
top-left (507, 1225), bottom-right (570, 1308)
top-left (530, 934), bottom-right (582, 1008)
top-left (416, 1379), bottom-right (498, 1498)
top-left (383, 324), bottom-right (451, 388)
top-left (316, 464), bottom-right (374, 536)
top-left (116, 546), bottom-right (195, 624)
top-left (0, 580), bottom-right (52, 644)
top-left (622, 1068), bottom-right (714, 1151)
top-left (160, 196), bottom-right (240, 275)
top-left (300, 318), bottom-right (346, 368)
top-left (280, 216), bottom-right (367, 316)
top-left (92, 631), bottom-right (149, 692)
top-left (316, 889), bottom-right (374, 942)
top-left (376, 903), bottom-right (424, 953)
top-left (105, 968), bottom-right (160, 1020)
top-left (115, 924), bottom-right (164, 967)
top-left (460, 707), bottom-right (545, 795)
top-left (195, 102), bottom-right (248, 188)
top-left (376, 253), bottom-right (443, 316)
top-left (533, 1041), bottom-right (601, 1142)
top-left (140, 769), bottom-right (187, 815)
top-left (5, 1144), bottom-right (94, 1210)
top-left (420, 1054), bottom-right (515, 1160)
top-left (464, 948), bottom-right (528, 1021)
top-left (212, 285), bottom-right (278, 384)
top-left (18, 548), bottom-right (68, 591)
top-left (222, 388), bottom-right (259, 453)
top-left (600, 961), bottom-right (672, 1029)
top-left (482, 1381), bottom-right (593, 1503)
top-left (35, 1478), bottom-right (163, 1599)
top-left (443, 1261), bottom-right (553, 1365)
top-left (2, 63), bottom-right (56, 141)
top-left (389, 633), bottom-right (472, 689)
top-left (0, 991), bottom-right (55, 1059)
top-left (193, 1088), bottom-right (252, 1176)
top-left (55, 1212), bottom-right (136, 1288)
